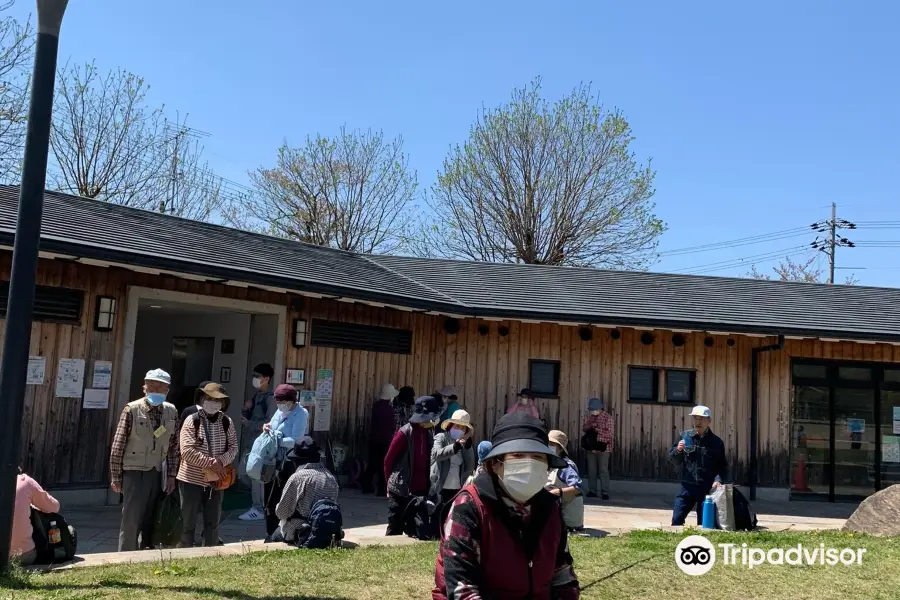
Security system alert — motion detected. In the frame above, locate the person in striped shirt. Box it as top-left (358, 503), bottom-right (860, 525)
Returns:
top-left (274, 437), bottom-right (339, 544)
top-left (177, 383), bottom-right (237, 547)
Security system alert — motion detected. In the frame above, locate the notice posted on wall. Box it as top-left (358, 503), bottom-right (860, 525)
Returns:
top-left (313, 399), bottom-right (332, 432)
top-left (92, 360), bottom-right (113, 389)
top-left (55, 358), bottom-right (85, 398)
top-left (883, 435), bottom-right (900, 463)
top-left (315, 369), bottom-right (334, 401)
top-left (82, 388), bottom-right (109, 410)
top-left (299, 390), bottom-right (316, 408)
top-left (893, 407), bottom-right (900, 435)
top-left (26, 356), bottom-right (45, 385)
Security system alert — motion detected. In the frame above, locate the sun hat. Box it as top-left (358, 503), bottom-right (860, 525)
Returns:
top-left (274, 384), bottom-right (298, 401)
top-left (200, 382), bottom-right (228, 399)
top-left (380, 383), bottom-right (399, 400)
top-left (587, 397), bottom-right (603, 411)
top-left (439, 385), bottom-right (458, 399)
top-left (286, 436), bottom-right (320, 461)
top-left (690, 405), bottom-right (711, 418)
top-left (477, 441), bottom-right (493, 465)
top-left (144, 368), bottom-right (171, 385)
top-left (442, 409), bottom-right (474, 433)
top-left (409, 395), bottom-right (443, 423)
top-left (481, 412), bottom-right (567, 469)
top-left (548, 430), bottom-right (568, 451)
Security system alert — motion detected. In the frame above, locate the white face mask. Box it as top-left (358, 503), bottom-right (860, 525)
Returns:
top-left (252, 377), bottom-right (262, 390)
top-left (590, 410), bottom-right (600, 416)
top-left (203, 401), bottom-right (222, 415)
top-left (499, 457), bottom-right (548, 503)
top-left (278, 402), bottom-right (293, 413)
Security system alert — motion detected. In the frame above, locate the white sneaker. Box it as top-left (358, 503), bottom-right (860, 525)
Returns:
top-left (238, 508), bottom-right (264, 521)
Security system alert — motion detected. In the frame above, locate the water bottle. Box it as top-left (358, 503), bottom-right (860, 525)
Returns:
top-left (48, 521), bottom-right (61, 545)
top-left (702, 495), bottom-right (717, 529)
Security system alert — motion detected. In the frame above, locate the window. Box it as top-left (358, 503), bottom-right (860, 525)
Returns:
top-left (792, 363), bottom-right (828, 380)
top-left (839, 366), bottom-right (871, 381)
top-left (0, 282), bottom-right (82, 325)
top-left (310, 319), bottom-right (412, 354)
top-left (629, 367), bottom-right (659, 403)
top-left (529, 360), bottom-right (560, 397)
top-left (666, 370), bottom-right (696, 404)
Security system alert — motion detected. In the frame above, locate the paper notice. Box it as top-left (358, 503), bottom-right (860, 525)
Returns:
top-left (82, 388), bottom-right (109, 409)
top-left (56, 358), bottom-right (85, 398)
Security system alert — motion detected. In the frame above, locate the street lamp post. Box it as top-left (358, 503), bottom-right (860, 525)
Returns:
top-left (0, 0), bottom-right (68, 570)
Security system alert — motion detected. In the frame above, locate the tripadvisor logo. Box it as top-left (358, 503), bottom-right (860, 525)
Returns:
top-left (675, 535), bottom-right (867, 575)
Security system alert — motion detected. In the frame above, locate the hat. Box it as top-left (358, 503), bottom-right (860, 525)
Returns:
top-left (690, 405), bottom-right (711, 418)
top-left (439, 385), bottom-right (458, 399)
top-left (274, 384), bottom-right (298, 401)
top-left (587, 397), bottom-right (603, 411)
top-left (380, 383), bottom-right (399, 400)
top-left (287, 436), bottom-right (320, 461)
top-left (477, 441), bottom-right (493, 465)
top-left (144, 369), bottom-right (171, 385)
top-left (253, 363), bottom-right (274, 378)
top-left (548, 430), bottom-right (568, 450)
top-left (200, 382), bottom-right (228, 399)
top-left (482, 412), bottom-right (566, 469)
top-left (442, 409), bottom-right (474, 433)
top-left (409, 395), bottom-right (443, 423)
top-left (516, 388), bottom-right (533, 397)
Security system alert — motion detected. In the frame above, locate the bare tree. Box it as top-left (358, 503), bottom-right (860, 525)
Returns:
top-left (156, 116), bottom-right (223, 222)
top-left (418, 78), bottom-right (663, 269)
top-left (0, 0), bottom-right (34, 182)
top-left (749, 255), bottom-right (858, 284)
top-left (229, 127), bottom-right (417, 254)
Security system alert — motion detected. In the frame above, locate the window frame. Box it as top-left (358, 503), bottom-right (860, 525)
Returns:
top-left (528, 359), bottom-right (561, 399)
top-left (665, 368), bottom-right (697, 405)
top-left (628, 366), bottom-right (660, 404)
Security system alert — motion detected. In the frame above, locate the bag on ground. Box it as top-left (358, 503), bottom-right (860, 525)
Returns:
top-left (407, 495), bottom-right (440, 541)
top-left (30, 510), bottom-right (77, 564)
top-left (152, 492), bottom-right (183, 548)
top-left (732, 487), bottom-right (758, 531)
top-left (297, 498), bottom-right (344, 549)
top-left (246, 431), bottom-right (279, 483)
top-left (712, 484), bottom-right (735, 530)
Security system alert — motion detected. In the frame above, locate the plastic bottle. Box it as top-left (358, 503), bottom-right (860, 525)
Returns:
top-left (48, 521), bottom-right (61, 544)
top-left (701, 495), bottom-right (717, 529)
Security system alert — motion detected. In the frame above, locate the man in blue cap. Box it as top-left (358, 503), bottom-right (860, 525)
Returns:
top-left (668, 404), bottom-right (728, 526)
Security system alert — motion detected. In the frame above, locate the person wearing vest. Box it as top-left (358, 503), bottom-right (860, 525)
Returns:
top-left (239, 363), bottom-right (276, 521)
top-left (384, 394), bottom-right (442, 536)
top-left (430, 409), bottom-right (475, 505)
top-left (546, 430), bottom-right (585, 532)
top-left (177, 382), bottom-right (238, 547)
top-left (433, 412), bottom-right (580, 600)
top-left (109, 368), bottom-right (179, 552)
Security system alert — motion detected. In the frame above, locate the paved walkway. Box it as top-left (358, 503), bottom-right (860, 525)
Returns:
top-left (47, 487), bottom-right (852, 570)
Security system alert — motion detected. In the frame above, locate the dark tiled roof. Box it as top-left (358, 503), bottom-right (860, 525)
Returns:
top-left (1, 186), bottom-right (899, 342)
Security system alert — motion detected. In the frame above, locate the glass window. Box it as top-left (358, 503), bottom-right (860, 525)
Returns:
top-left (793, 364), bottom-right (827, 379)
top-left (666, 370), bottom-right (695, 403)
top-left (629, 367), bottom-right (658, 402)
top-left (839, 367), bottom-right (872, 381)
top-left (529, 360), bottom-right (560, 397)
top-left (884, 370), bottom-right (900, 384)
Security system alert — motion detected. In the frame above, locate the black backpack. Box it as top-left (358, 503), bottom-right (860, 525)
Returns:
top-left (31, 510), bottom-right (77, 564)
top-left (733, 488), bottom-right (758, 531)
top-left (406, 495), bottom-right (440, 541)
top-left (297, 498), bottom-right (343, 549)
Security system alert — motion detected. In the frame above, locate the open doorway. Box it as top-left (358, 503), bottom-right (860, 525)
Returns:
top-left (115, 286), bottom-right (287, 506)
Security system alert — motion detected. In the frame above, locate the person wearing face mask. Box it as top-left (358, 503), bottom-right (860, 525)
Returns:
top-left (430, 409), bottom-right (476, 505)
top-left (260, 384), bottom-right (309, 538)
top-left (433, 412), bottom-right (580, 600)
top-left (239, 363), bottom-right (276, 521)
top-left (109, 369), bottom-right (179, 552)
top-left (668, 405), bottom-right (728, 526)
top-left (581, 397), bottom-right (614, 499)
top-left (507, 388), bottom-right (540, 419)
top-left (547, 430), bottom-right (585, 532)
top-left (362, 384), bottom-right (399, 496)
top-left (177, 382), bottom-right (238, 547)
top-left (437, 385), bottom-right (461, 423)
top-left (384, 395), bottom-right (443, 536)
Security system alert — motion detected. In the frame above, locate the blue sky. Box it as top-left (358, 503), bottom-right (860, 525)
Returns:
top-left (12, 0), bottom-right (900, 285)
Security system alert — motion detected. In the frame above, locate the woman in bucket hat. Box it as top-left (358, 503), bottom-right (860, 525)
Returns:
top-left (384, 394), bottom-right (443, 536)
top-left (433, 412), bottom-right (580, 599)
top-left (430, 409), bottom-right (476, 504)
top-left (547, 430), bottom-right (586, 532)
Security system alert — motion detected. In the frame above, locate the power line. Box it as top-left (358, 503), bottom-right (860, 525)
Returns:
top-left (658, 227), bottom-right (811, 257)
top-left (671, 245), bottom-right (810, 274)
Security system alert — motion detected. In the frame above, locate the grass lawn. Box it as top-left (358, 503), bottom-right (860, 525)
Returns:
top-left (2, 530), bottom-right (898, 599)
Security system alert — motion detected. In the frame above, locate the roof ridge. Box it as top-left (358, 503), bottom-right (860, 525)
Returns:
top-left (361, 254), bottom-right (465, 307)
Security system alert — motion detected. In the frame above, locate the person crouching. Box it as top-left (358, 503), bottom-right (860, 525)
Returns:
top-left (547, 430), bottom-right (586, 532)
top-left (433, 412), bottom-right (580, 599)
top-left (273, 436), bottom-right (339, 545)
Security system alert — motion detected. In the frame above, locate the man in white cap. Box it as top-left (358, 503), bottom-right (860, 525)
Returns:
top-left (668, 404), bottom-right (728, 526)
top-left (109, 368), bottom-right (179, 551)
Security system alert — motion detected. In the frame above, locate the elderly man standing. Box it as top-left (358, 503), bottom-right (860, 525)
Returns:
top-left (109, 368), bottom-right (179, 552)
top-left (668, 405), bottom-right (728, 526)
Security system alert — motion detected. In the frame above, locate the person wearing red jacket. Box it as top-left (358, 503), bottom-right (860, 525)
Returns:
top-left (433, 412), bottom-right (580, 600)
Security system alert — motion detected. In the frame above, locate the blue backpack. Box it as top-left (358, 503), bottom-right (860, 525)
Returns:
top-left (297, 499), bottom-right (343, 549)
top-left (246, 431), bottom-right (279, 482)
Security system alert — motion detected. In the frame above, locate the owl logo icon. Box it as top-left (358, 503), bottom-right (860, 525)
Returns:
top-left (675, 535), bottom-right (716, 575)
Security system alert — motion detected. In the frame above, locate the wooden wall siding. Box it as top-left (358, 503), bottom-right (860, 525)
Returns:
top-left (6, 254), bottom-right (900, 488)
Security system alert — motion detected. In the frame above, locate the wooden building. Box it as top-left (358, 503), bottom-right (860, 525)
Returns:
top-left (2, 187), bottom-right (900, 504)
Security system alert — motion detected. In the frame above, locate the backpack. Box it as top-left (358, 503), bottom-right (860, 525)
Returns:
top-left (30, 510), bottom-right (77, 564)
top-left (297, 498), bottom-right (343, 549)
top-left (732, 487), bottom-right (758, 531)
top-left (407, 495), bottom-right (440, 541)
top-left (246, 430), bottom-right (279, 483)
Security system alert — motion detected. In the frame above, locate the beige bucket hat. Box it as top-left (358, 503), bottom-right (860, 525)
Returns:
top-left (441, 409), bottom-right (474, 433)
top-left (379, 383), bottom-right (399, 400)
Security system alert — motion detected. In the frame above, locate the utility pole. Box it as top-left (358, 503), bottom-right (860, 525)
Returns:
top-left (811, 203), bottom-right (856, 284)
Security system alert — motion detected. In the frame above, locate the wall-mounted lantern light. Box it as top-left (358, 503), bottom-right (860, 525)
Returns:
top-left (293, 318), bottom-right (308, 348)
top-left (94, 296), bottom-right (116, 332)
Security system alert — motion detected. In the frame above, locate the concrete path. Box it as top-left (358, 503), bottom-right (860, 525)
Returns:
top-left (41, 487), bottom-right (851, 570)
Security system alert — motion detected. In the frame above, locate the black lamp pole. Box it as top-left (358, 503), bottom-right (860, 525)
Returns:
top-left (0, 0), bottom-right (68, 570)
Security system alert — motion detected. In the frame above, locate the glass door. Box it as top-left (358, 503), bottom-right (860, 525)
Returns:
top-left (790, 385), bottom-right (831, 497)
top-left (832, 369), bottom-right (876, 500)
top-left (879, 369), bottom-right (900, 489)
